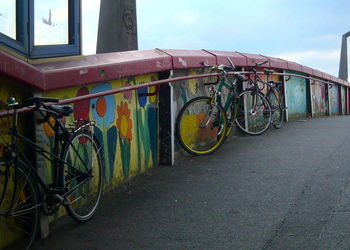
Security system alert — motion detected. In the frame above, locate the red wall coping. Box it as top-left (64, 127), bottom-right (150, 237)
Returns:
top-left (236, 52), bottom-right (270, 67)
top-left (312, 69), bottom-right (323, 78)
top-left (0, 52), bottom-right (43, 90)
top-left (301, 65), bottom-right (313, 75)
top-left (157, 49), bottom-right (216, 69)
top-left (203, 50), bottom-right (247, 67)
top-left (0, 49), bottom-right (348, 92)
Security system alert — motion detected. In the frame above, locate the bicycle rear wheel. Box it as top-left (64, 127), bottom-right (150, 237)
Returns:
top-left (61, 129), bottom-right (103, 222)
top-left (269, 87), bottom-right (284, 129)
top-left (0, 163), bottom-right (40, 250)
top-left (176, 96), bottom-right (228, 155)
top-left (235, 90), bottom-right (272, 135)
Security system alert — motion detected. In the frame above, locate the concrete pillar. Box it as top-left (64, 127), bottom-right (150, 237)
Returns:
top-left (339, 31), bottom-right (350, 81)
top-left (97, 0), bottom-right (138, 53)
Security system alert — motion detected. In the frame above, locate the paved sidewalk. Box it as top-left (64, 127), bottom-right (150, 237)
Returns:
top-left (33, 116), bottom-right (350, 249)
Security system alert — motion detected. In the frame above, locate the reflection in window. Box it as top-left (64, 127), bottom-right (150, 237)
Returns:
top-left (34, 0), bottom-right (68, 45)
top-left (0, 0), bottom-right (16, 39)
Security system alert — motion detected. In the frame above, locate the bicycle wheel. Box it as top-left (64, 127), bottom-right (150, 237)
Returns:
top-left (269, 87), bottom-right (284, 129)
top-left (176, 96), bottom-right (228, 155)
top-left (61, 129), bottom-right (103, 222)
top-left (235, 90), bottom-right (272, 135)
top-left (0, 163), bottom-right (40, 250)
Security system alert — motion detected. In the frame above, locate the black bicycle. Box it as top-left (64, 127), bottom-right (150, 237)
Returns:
top-left (0, 97), bottom-right (103, 250)
top-left (245, 65), bottom-right (286, 130)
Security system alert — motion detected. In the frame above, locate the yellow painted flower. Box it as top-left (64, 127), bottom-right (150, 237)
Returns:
top-left (149, 85), bottom-right (158, 104)
top-left (43, 116), bottom-right (56, 137)
top-left (116, 102), bottom-right (133, 143)
top-left (179, 113), bottom-right (198, 146)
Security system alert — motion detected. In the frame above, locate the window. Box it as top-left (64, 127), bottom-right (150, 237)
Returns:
top-left (0, 0), bottom-right (17, 39)
top-left (34, 0), bottom-right (69, 45)
top-left (0, 0), bottom-right (80, 58)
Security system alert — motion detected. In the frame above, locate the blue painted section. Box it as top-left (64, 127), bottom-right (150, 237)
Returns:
top-left (330, 84), bottom-right (339, 114)
top-left (285, 70), bottom-right (308, 118)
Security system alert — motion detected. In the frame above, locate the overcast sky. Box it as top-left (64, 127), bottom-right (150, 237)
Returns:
top-left (83, 0), bottom-right (350, 77)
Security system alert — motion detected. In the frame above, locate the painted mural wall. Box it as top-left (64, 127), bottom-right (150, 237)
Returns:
top-left (40, 74), bottom-right (159, 189)
top-left (172, 69), bottom-right (213, 153)
top-left (285, 70), bottom-right (309, 119)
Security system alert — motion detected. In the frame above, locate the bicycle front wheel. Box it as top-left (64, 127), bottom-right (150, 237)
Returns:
top-left (0, 163), bottom-right (40, 250)
top-left (61, 129), bottom-right (103, 222)
top-left (176, 96), bottom-right (228, 156)
top-left (235, 90), bottom-right (272, 135)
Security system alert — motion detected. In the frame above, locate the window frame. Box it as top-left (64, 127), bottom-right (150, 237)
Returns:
top-left (0, 0), bottom-right (29, 54)
top-left (0, 0), bottom-right (81, 58)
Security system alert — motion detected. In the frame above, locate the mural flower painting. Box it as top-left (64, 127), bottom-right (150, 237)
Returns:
top-left (123, 81), bottom-right (133, 103)
top-left (137, 86), bottom-right (148, 108)
top-left (117, 102), bottom-right (133, 143)
top-left (90, 83), bottom-right (116, 127)
top-left (74, 87), bottom-right (90, 122)
top-left (117, 102), bottom-right (133, 178)
top-left (90, 83), bottom-right (117, 185)
top-left (73, 87), bottom-right (90, 144)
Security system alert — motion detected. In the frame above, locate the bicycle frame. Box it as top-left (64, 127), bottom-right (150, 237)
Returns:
top-left (3, 107), bottom-right (93, 204)
top-left (209, 74), bottom-right (239, 134)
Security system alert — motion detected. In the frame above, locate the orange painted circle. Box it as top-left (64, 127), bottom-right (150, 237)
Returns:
top-left (96, 97), bottom-right (107, 117)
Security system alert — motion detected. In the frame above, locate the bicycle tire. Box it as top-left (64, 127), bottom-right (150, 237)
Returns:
top-left (0, 162), bottom-right (40, 250)
top-left (176, 96), bottom-right (228, 156)
top-left (235, 90), bottom-right (272, 135)
top-left (269, 87), bottom-right (284, 129)
top-left (61, 129), bottom-right (103, 222)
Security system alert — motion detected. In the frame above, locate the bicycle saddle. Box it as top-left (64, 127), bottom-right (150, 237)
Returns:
top-left (49, 105), bottom-right (73, 117)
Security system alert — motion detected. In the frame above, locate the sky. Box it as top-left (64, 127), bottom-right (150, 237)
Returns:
top-left (82, 0), bottom-right (350, 77)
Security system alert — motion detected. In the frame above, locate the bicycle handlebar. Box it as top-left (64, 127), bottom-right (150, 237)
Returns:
top-left (8, 97), bottom-right (59, 109)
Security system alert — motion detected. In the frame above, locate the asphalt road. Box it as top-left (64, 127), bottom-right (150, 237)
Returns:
top-left (33, 116), bottom-right (350, 250)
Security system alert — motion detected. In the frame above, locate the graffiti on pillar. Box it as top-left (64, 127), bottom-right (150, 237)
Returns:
top-left (341, 86), bottom-right (346, 114)
top-left (330, 84), bottom-right (339, 115)
top-left (311, 81), bottom-right (326, 116)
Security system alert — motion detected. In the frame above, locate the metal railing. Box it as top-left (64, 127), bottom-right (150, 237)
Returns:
top-left (0, 71), bottom-right (336, 118)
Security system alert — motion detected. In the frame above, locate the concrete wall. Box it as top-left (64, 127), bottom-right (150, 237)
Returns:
top-left (1, 48), bottom-right (350, 247)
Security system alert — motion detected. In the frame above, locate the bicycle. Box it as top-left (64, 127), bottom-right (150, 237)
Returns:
top-left (176, 58), bottom-right (272, 156)
top-left (244, 65), bottom-right (286, 130)
top-left (263, 70), bottom-right (286, 129)
top-left (0, 97), bottom-right (103, 250)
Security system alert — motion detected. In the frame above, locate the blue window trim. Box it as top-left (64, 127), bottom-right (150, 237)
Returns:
top-left (29, 0), bottom-right (81, 58)
top-left (0, 0), bottom-right (28, 54)
top-left (0, 0), bottom-right (81, 59)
